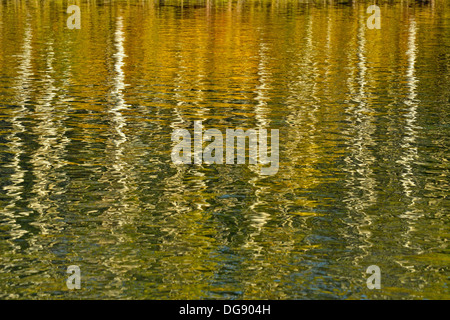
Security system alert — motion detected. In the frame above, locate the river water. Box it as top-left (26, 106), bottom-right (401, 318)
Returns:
top-left (0, 0), bottom-right (448, 299)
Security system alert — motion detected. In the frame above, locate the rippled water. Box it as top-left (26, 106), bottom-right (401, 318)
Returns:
top-left (0, 0), bottom-right (448, 299)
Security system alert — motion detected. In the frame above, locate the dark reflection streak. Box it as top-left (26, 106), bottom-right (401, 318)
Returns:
top-left (168, 16), bottom-right (209, 210)
top-left (324, 6), bottom-right (332, 95)
top-left (281, 12), bottom-right (321, 260)
top-left (283, 12), bottom-right (317, 198)
top-left (303, 12), bottom-right (319, 166)
top-left (191, 40), bottom-right (209, 214)
top-left (399, 17), bottom-right (419, 210)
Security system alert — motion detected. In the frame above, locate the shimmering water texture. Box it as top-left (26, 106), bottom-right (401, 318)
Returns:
top-left (0, 0), bottom-right (448, 299)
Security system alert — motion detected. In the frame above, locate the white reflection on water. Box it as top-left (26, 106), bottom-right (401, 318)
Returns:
top-left (111, 16), bottom-right (128, 148)
top-left (284, 12), bottom-right (319, 184)
top-left (29, 39), bottom-right (57, 216)
top-left (27, 32), bottom-right (73, 258)
top-left (100, 15), bottom-right (134, 232)
top-left (397, 17), bottom-right (424, 258)
top-left (399, 17), bottom-right (420, 213)
top-left (3, 21), bottom-right (33, 248)
top-left (245, 36), bottom-right (272, 251)
top-left (0, 1), bottom-right (447, 300)
top-left (343, 19), bottom-right (376, 264)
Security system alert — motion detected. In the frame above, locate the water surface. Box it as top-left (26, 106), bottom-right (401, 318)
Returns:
top-left (0, 0), bottom-right (449, 299)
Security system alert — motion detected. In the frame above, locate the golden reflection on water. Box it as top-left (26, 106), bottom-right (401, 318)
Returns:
top-left (0, 0), bottom-right (449, 299)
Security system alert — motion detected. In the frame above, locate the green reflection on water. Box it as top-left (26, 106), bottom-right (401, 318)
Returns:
top-left (0, 0), bottom-right (448, 299)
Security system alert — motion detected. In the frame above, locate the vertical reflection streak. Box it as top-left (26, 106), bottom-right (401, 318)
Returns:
top-left (284, 12), bottom-right (320, 201)
top-left (397, 17), bottom-right (422, 256)
top-left (343, 20), bottom-right (376, 265)
top-left (29, 39), bottom-right (57, 232)
top-left (101, 15), bottom-right (132, 231)
top-left (111, 16), bottom-right (128, 152)
top-left (99, 15), bottom-right (136, 296)
top-left (245, 35), bottom-right (272, 252)
top-left (3, 21), bottom-right (33, 248)
top-left (399, 18), bottom-right (419, 208)
top-left (111, 15), bottom-right (130, 214)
